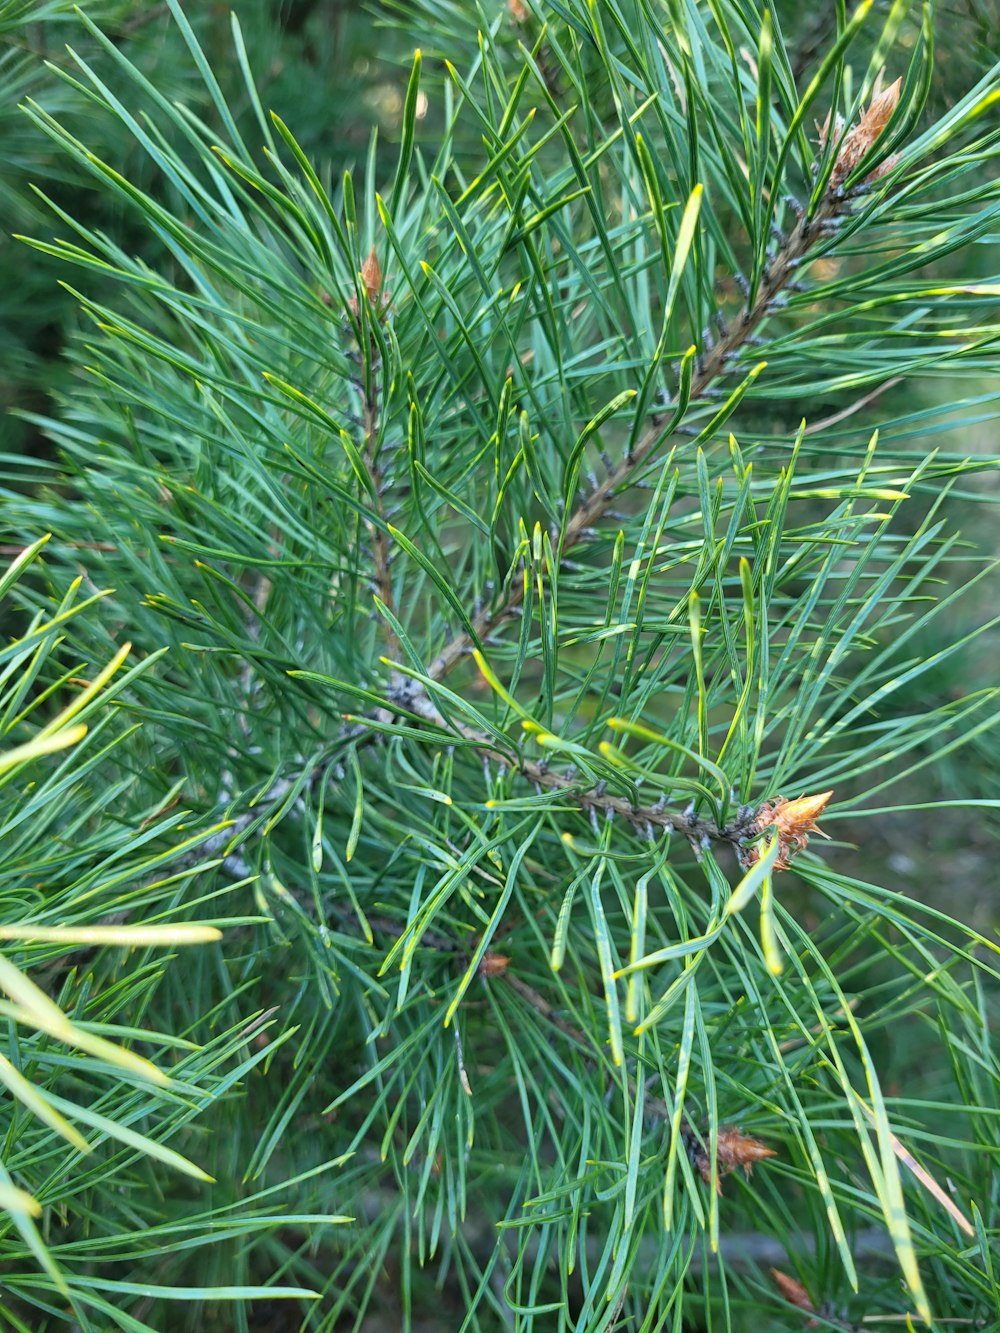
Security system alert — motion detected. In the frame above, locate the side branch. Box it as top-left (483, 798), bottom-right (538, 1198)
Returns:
top-left (402, 689), bottom-right (758, 850)
top-left (341, 905), bottom-right (777, 1194)
top-left (351, 247), bottom-right (400, 661)
top-left (338, 181), bottom-right (860, 843)
top-left (361, 361), bottom-right (400, 661)
top-left (425, 193), bottom-right (845, 684)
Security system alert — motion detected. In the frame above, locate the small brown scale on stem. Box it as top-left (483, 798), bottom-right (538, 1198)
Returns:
top-left (683, 1124), bottom-right (778, 1194)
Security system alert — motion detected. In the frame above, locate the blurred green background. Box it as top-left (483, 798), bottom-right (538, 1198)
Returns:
top-left (1, 0), bottom-right (412, 460)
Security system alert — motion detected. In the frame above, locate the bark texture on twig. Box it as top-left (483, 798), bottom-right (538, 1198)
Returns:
top-left (423, 194), bottom-right (846, 688)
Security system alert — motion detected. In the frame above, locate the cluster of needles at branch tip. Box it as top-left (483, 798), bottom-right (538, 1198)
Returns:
top-left (336, 74), bottom-right (905, 862)
top-left (485, 951), bottom-right (779, 1195)
top-left (361, 932), bottom-right (781, 1194)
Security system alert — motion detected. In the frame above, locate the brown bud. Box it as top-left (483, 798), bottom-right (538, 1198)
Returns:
top-left (692, 1126), bottom-right (777, 1193)
top-left (773, 790), bottom-right (832, 838)
top-left (742, 790), bottom-right (833, 872)
top-left (770, 1268), bottom-right (815, 1314)
top-left (360, 245), bottom-right (382, 303)
top-left (479, 950), bottom-right (511, 977)
top-left (825, 75), bottom-right (902, 189)
top-left (508, 0), bottom-right (528, 22)
top-left (862, 75), bottom-right (903, 141)
top-left (348, 245), bottom-right (385, 317)
top-left (715, 1125), bottom-right (777, 1178)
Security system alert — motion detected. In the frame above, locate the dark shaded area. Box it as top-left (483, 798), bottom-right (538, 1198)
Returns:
top-left (1, 0), bottom-right (401, 460)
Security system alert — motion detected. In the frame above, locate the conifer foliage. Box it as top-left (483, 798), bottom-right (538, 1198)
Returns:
top-left (3, 1), bottom-right (1000, 1328)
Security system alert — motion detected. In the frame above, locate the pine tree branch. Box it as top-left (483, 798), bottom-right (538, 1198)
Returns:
top-left (424, 191), bottom-right (848, 685)
top-left (360, 354), bottom-right (401, 663)
top-left (309, 99), bottom-right (905, 866)
top-left (402, 688), bottom-right (757, 848)
top-left (519, 756), bottom-right (756, 846)
top-left (315, 195), bottom-right (857, 849)
top-left (346, 906), bottom-right (774, 1192)
top-left (804, 374), bottom-right (903, 435)
top-left (309, 190), bottom-right (862, 859)
top-left (490, 961), bottom-right (775, 1196)
top-left (316, 127), bottom-right (881, 855)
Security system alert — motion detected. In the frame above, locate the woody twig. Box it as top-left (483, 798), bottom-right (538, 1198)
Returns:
top-left (351, 246), bottom-right (401, 663)
top-left (339, 899), bottom-right (777, 1194)
top-left (334, 85), bottom-right (900, 851)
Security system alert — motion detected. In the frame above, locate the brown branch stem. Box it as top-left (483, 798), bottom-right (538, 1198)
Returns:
top-left (360, 350), bottom-right (401, 663)
top-left (404, 628), bottom-right (759, 848)
top-left (805, 374), bottom-right (902, 434)
top-left (332, 191), bottom-right (850, 843)
top-left (425, 194), bottom-right (843, 685)
top-left (349, 909), bottom-right (706, 1164)
top-left (518, 754), bottom-right (754, 845)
